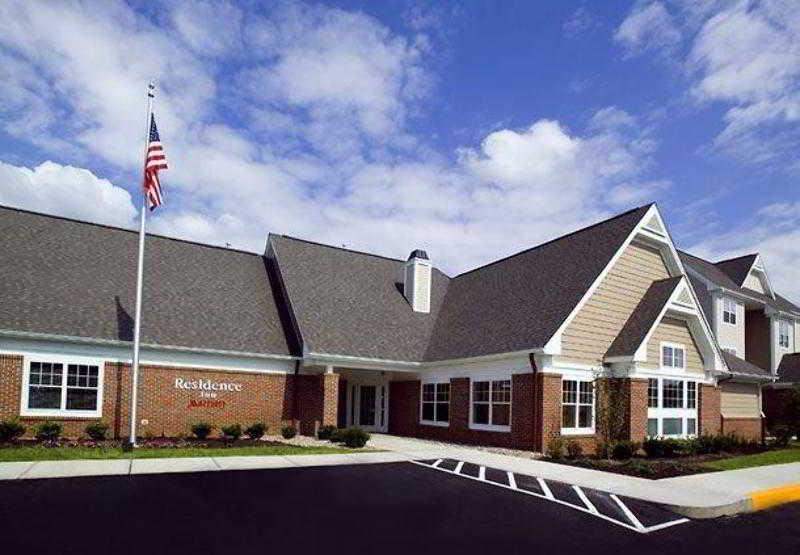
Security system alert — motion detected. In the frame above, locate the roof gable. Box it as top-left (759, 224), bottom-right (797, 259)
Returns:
top-left (715, 254), bottom-right (758, 286)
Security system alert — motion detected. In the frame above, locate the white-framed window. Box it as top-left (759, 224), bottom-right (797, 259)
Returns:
top-left (470, 378), bottom-right (511, 431)
top-left (20, 356), bottom-right (104, 418)
top-left (420, 381), bottom-right (450, 426)
top-left (722, 298), bottom-right (737, 325)
top-left (646, 377), bottom-right (698, 438)
top-left (661, 342), bottom-right (686, 370)
top-left (561, 379), bottom-right (594, 435)
top-left (779, 320), bottom-right (790, 348)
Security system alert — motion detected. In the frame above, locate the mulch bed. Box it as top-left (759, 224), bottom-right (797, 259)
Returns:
top-left (549, 453), bottom-right (741, 479)
top-left (1, 438), bottom-right (285, 449)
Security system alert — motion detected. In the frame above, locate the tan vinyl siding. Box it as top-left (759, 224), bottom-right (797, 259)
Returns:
top-left (561, 241), bottom-right (670, 366)
top-left (742, 272), bottom-right (765, 294)
top-left (645, 317), bottom-right (705, 373)
top-left (721, 382), bottom-right (760, 418)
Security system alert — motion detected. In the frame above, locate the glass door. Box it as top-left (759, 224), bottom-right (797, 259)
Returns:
top-left (358, 385), bottom-right (376, 427)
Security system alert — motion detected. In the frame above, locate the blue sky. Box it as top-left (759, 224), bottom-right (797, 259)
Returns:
top-left (0, 1), bottom-right (798, 298)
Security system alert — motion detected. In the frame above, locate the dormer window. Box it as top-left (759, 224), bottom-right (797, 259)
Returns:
top-left (779, 320), bottom-right (790, 348)
top-left (661, 343), bottom-right (686, 370)
top-left (723, 298), bottom-right (737, 325)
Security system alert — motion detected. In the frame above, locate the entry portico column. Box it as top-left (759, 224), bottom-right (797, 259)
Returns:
top-left (321, 365), bottom-right (339, 428)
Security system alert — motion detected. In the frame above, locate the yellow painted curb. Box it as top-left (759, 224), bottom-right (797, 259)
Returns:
top-left (749, 484), bottom-right (800, 511)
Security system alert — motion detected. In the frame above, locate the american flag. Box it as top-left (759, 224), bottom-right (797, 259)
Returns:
top-left (143, 114), bottom-right (168, 210)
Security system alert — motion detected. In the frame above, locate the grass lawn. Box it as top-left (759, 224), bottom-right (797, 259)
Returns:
top-left (0, 444), bottom-right (361, 462)
top-left (703, 442), bottom-right (800, 471)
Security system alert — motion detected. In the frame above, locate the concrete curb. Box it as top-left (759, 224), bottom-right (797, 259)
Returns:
top-left (658, 497), bottom-right (752, 520)
top-left (748, 483), bottom-right (800, 511)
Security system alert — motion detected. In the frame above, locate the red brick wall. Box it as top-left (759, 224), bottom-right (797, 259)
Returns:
top-left (700, 384), bottom-right (721, 436)
top-left (388, 374), bottom-right (535, 450)
top-left (0, 353), bottom-right (332, 439)
top-left (537, 373), bottom-right (562, 452)
top-left (628, 379), bottom-right (649, 443)
top-left (721, 417), bottom-right (762, 441)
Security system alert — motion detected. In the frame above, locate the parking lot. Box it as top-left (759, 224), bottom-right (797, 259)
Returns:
top-left (0, 462), bottom-right (797, 554)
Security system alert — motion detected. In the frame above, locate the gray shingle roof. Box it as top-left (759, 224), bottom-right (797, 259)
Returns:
top-left (679, 250), bottom-right (800, 316)
top-left (0, 206), bottom-right (293, 356)
top-left (721, 351), bottom-right (772, 379)
top-left (715, 254), bottom-right (758, 287)
top-left (423, 205), bottom-right (653, 361)
top-left (269, 235), bottom-right (450, 362)
top-left (270, 206), bottom-right (651, 363)
top-left (606, 276), bottom-right (682, 358)
top-left (777, 353), bottom-right (800, 384)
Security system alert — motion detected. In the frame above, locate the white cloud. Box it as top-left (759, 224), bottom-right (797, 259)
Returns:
top-left (171, 0), bottom-right (243, 57)
top-left (0, 160), bottom-right (136, 227)
top-left (564, 6), bottom-right (601, 38)
top-left (614, 2), bottom-right (682, 55)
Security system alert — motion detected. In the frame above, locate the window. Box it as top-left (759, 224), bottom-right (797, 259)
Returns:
top-left (779, 320), bottom-right (790, 348)
top-left (723, 298), bottom-right (737, 325)
top-left (662, 379), bottom-right (684, 408)
top-left (647, 378), bottom-right (658, 408)
top-left (561, 379), bottom-right (594, 434)
top-left (471, 379), bottom-right (511, 430)
top-left (22, 359), bottom-right (102, 417)
top-left (661, 344), bottom-right (685, 369)
top-left (723, 347), bottom-right (737, 356)
top-left (646, 378), bottom-right (698, 438)
top-left (421, 382), bottom-right (449, 424)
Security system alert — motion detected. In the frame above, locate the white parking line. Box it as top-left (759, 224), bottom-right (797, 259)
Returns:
top-left (507, 471), bottom-right (517, 489)
top-left (573, 486), bottom-right (598, 514)
top-left (537, 477), bottom-right (554, 499)
top-left (454, 461), bottom-right (464, 474)
top-left (411, 460), bottom-right (691, 535)
top-left (610, 494), bottom-right (644, 530)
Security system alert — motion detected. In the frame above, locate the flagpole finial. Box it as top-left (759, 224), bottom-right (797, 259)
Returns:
top-left (147, 81), bottom-right (156, 98)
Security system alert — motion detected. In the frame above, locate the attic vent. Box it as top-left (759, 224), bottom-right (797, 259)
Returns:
top-left (676, 287), bottom-right (692, 306)
top-left (403, 249), bottom-right (432, 314)
top-left (643, 214), bottom-right (665, 236)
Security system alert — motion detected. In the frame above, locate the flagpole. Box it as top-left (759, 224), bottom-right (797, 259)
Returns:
top-left (128, 81), bottom-right (156, 448)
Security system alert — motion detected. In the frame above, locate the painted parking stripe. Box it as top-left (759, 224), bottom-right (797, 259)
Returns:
top-left (411, 460), bottom-right (691, 535)
top-left (537, 477), bottom-right (554, 499)
top-left (573, 486), bottom-right (599, 514)
top-left (454, 461), bottom-right (464, 474)
top-left (507, 471), bottom-right (517, 490)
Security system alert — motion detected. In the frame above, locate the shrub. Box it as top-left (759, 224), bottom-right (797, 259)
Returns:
top-left (245, 422), bottom-right (266, 440)
top-left (329, 427), bottom-right (345, 443)
top-left (191, 422), bottom-right (214, 440)
top-left (281, 425), bottom-right (297, 439)
top-left (339, 427), bottom-right (370, 448)
top-left (85, 421), bottom-right (109, 441)
top-left (771, 425), bottom-right (792, 447)
top-left (642, 438), bottom-right (682, 459)
top-left (546, 436), bottom-right (565, 459)
top-left (595, 439), bottom-right (612, 460)
top-left (565, 440), bottom-right (584, 459)
top-left (221, 424), bottom-right (242, 441)
top-left (0, 419), bottom-right (26, 442)
top-left (34, 421), bottom-right (62, 442)
top-left (611, 440), bottom-right (639, 460)
top-left (317, 425), bottom-right (337, 440)
top-left (690, 434), bottom-right (718, 455)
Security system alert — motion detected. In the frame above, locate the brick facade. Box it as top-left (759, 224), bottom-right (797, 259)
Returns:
top-left (0, 353), bottom-right (339, 439)
top-left (721, 417), bottom-right (762, 441)
top-left (389, 373), bottom-right (535, 450)
top-left (699, 384), bottom-right (721, 436)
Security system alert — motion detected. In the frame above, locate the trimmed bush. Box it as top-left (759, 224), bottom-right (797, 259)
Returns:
top-left (191, 422), bottom-right (214, 440)
top-left (34, 421), bottom-right (62, 442)
top-left (642, 438), bottom-right (683, 458)
top-left (221, 424), bottom-right (242, 441)
top-left (281, 425), bottom-right (297, 439)
top-left (317, 425), bottom-right (337, 440)
top-left (595, 439), bottom-right (612, 460)
top-left (611, 440), bottom-right (639, 460)
top-left (546, 436), bottom-right (565, 459)
top-left (85, 421), bottom-right (109, 441)
top-left (565, 439), bottom-right (583, 459)
top-left (339, 427), bottom-right (370, 448)
top-left (329, 427), bottom-right (345, 443)
top-left (245, 422), bottom-right (266, 440)
top-left (0, 419), bottom-right (26, 443)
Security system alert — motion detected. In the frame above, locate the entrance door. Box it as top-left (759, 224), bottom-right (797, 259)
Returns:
top-left (348, 382), bottom-right (388, 432)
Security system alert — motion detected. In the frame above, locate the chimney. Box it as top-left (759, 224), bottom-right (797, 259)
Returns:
top-left (403, 249), bottom-right (432, 314)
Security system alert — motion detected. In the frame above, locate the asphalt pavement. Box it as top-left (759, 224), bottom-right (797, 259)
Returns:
top-left (0, 462), bottom-right (797, 554)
